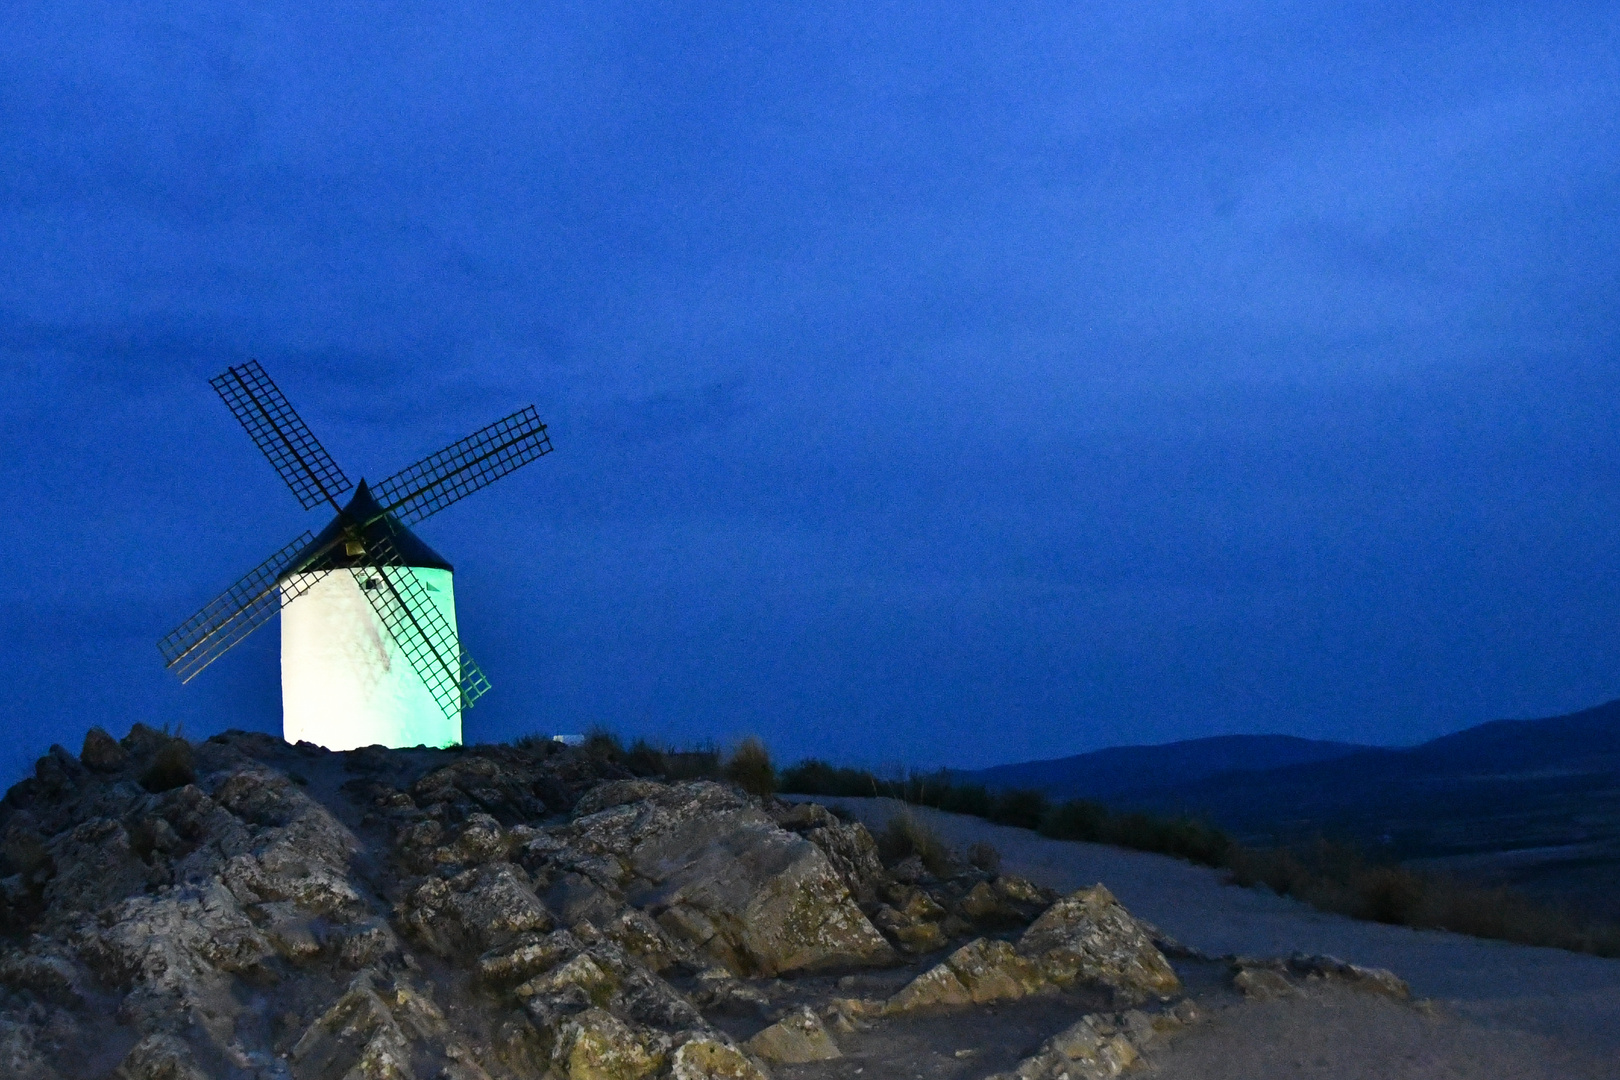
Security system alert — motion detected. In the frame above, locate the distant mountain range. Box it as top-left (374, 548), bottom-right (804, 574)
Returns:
top-left (956, 700), bottom-right (1620, 920)
top-left (954, 733), bottom-right (1371, 804)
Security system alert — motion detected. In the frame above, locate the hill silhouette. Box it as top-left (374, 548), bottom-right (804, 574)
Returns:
top-left (962, 699), bottom-right (1620, 920)
top-left (954, 734), bottom-right (1369, 802)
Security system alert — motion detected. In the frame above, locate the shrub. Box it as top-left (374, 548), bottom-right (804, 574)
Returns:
top-left (724, 737), bottom-right (775, 797)
top-left (623, 739), bottom-right (666, 777)
top-left (1107, 812), bottom-right (1232, 867)
top-left (930, 779), bottom-right (994, 818)
top-left (877, 812), bottom-right (955, 877)
top-left (778, 759), bottom-right (883, 797)
top-left (1038, 799), bottom-right (1108, 843)
top-left (662, 744), bottom-right (723, 781)
top-left (140, 738), bottom-right (195, 793)
top-left (511, 733), bottom-right (561, 754)
top-left (582, 727), bottom-right (624, 763)
top-left (989, 788), bottom-right (1049, 830)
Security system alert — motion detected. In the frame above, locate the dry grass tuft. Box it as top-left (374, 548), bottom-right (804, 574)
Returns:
top-left (877, 812), bottom-right (957, 877)
top-left (723, 736), bottom-right (776, 797)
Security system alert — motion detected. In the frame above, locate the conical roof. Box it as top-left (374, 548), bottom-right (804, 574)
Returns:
top-left (280, 480), bottom-right (453, 578)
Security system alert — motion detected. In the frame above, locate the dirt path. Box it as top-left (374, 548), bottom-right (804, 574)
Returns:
top-left (802, 797), bottom-right (1620, 1075)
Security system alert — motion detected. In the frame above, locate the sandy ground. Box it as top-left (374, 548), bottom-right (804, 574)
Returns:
top-left (798, 797), bottom-right (1620, 1079)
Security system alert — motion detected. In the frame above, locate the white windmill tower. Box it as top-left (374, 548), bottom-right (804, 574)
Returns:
top-left (159, 360), bottom-right (553, 750)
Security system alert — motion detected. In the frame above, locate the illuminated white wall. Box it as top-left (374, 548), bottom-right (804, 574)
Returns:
top-left (280, 568), bottom-right (462, 750)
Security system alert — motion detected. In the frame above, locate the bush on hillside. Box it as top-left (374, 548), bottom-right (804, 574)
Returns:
top-left (724, 736), bottom-right (775, 797)
top-left (877, 812), bottom-right (956, 877)
top-left (778, 759), bottom-right (883, 797)
top-left (140, 737), bottom-right (195, 793)
top-left (1037, 799), bottom-right (1108, 843)
top-left (582, 727), bottom-right (624, 763)
top-left (989, 788), bottom-right (1049, 829)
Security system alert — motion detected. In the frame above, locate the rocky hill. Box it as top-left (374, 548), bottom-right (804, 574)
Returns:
top-left (0, 727), bottom-right (1406, 1080)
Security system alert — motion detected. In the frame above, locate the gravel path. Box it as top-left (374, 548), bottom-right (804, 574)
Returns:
top-left (802, 796), bottom-right (1620, 1068)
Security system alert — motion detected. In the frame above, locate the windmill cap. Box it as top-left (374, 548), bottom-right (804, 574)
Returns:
top-left (279, 480), bottom-right (454, 577)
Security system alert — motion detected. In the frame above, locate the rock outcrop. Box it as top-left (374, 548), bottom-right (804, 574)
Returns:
top-left (0, 724), bottom-right (1335, 1080)
top-left (1229, 953), bottom-right (1410, 1001)
top-left (1, 729), bottom-right (946, 1080)
top-left (743, 1005), bottom-right (841, 1064)
top-left (987, 1002), bottom-right (1203, 1080)
top-left (1015, 885), bottom-right (1182, 1002)
top-left (880, 884), bottom-right (1181, 1014)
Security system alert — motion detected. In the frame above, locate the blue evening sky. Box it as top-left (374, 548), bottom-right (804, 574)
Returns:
top-left (3, 1), bottom-right (1618, 783)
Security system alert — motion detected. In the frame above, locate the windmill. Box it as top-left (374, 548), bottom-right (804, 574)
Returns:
top-left (158, 360), bottom-right (553, 751)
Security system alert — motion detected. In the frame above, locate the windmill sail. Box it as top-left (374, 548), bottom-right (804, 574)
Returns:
top-left (159, 531), bottom-right (330, 682)
top-left (212, 360), bottom-right (354, 511)
top-left (371, 405), bottom-right (551, 527)
top-left (349, 524), bottom-right (491, 718)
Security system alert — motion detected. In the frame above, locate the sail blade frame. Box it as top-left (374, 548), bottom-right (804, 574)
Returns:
top-left (158, 531), bottom-right (323, 683)
top-left (370, 405), bottom-right (551, 527)
top-left (350, 526), bottom-right (490, 719)
top-left (212, 360), bottom-right (353, 511)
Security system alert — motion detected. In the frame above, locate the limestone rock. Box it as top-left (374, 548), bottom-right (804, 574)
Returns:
top-left (79, 879), bottom-right (273, 1044)
top-left (871, 903), bottom-right (947, 954)
top-left (990, 1011), bottom-right (1159, 1080)
top-left (254, 900), bottom-right (323, 963)
top-left (957, 876), bottom-right (1054, 929)
top-left (398, 862), bottom-right (554, 956)
top-left (0, 945), bottom-right (84, 1005)
top-left (995, 875), bottom-right (1057, 907)
top-left (510, 935), bottom-right (703, 1034)
top-left (882, 960), bottom-right (973, 1013)
top-left (518, 951), bottom-right (620, 1013)
top-left (769, 802), bottom-right (837, 832)
top-left (557, 782), bottom-right (894, 976)
top-left (478, 929), bottom-right (585, 987)
top-left (0, 731), bottom-right (648, 1077)
top-left (1016, 885), bottom-right (1180, 1002)
top-left (1039, 1014), bottom-right (1138, 1078)
top-left (1286, 954), bottom-right (1410, 999)
top-left (291, 975), bottom-right (418, 1080)
top-left (42, 818), bottom-right (160, 922)
top-left (600, 906), bottom-right (686, 971)
top-left (336, 918), bottom-right (402, 970)
top-left (551, 1008), bottom-right (668, 1080)
top-left (883, 937), bottom-right (1044, 1014)
top-left (433, 813), bottom-right (511, 866)
top-left (689, 968), bottom-right (772, 1013)
top-left (0, 1013), bottom-right (64, 1080)
top-left (575, 781), bottom-right (670, 818)
top-left (744, 1004), bottom-right (841, 1063)
top-left (79, 728), bottom-right (127, 773)
top-left (800, 820), bottom-right (889, 907)
top-left (947, 937), bottom-right (1045, 1002)
top-left (889, 854), bottom-right (931, 884)
top-left (212, 768), bottom-right (364, 916)
top-left (410, 751), bottom-right (561, 824)
top-left (1233, 966), bottom-right (1297, 1000)
top-left (670, 1035), bottom-right (771, 1080)
top-left (0, 732), bottom-right (1225, 1080)
top-left (114, 1033), bottom-right (211, 1080)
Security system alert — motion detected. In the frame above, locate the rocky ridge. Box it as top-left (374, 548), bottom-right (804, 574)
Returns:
top-left (0, 728), bottom-right (1411, 1080)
